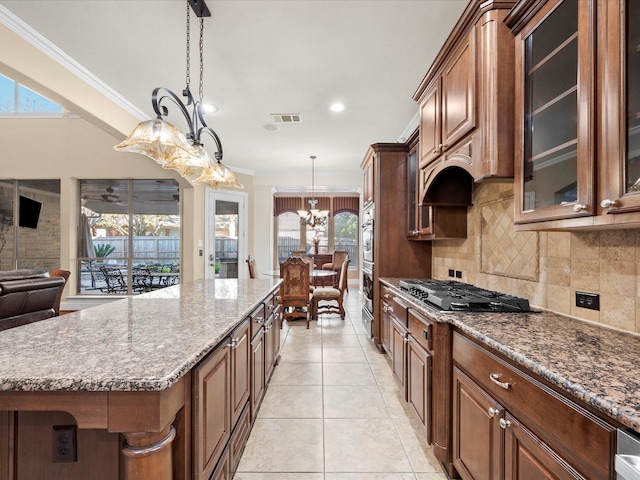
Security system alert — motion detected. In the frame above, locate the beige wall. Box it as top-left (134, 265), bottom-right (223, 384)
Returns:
top-left (251, 173), bottom-right (363, 281)
top-left (0, 116), bottom-right (202, 294)
top-left (0, 115), bottom-right (362, 299)
top-left (432, 182), bottom-right (640, 334)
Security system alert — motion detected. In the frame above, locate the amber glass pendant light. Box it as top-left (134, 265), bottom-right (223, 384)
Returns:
top-left (115, 0), bottom-right (242, 189)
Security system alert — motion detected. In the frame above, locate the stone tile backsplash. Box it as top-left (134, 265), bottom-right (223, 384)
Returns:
top-left (431, 182), bottom-right (640, 333)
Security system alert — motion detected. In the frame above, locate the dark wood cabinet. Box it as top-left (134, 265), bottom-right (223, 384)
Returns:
top-left (413, 0), bottom-right (516, 201)
top-left (193, 341), bottom-right (231, 480)
top-left (229, 320), bottom-right (250, 428)
top-left (452, 331), bottom-right (616, 480)
top-left (511, 0), bottom-right (595, 225)
top-left (361, 143), bottom-right (432, 350)
top-left (452, 366), bottom-right (503, 480)
top-left (363, 150), bottom-right (374, 206)
top-left (418, 30), bottom-right (476, 170)
top-left (407, 133), bottom-right (467, 241)
top-left (453, 366), bottom-right (587, 480)
top-left (390, 316), bottom-right (408, 393)
top-left (407, 308), bottom-right (433, 442)
top-left (250, 328), bottom-right (265, 420)
top-left (508, 0), bottom-right (640, 229)
top-left (209, 447), bottom-right (231, 480)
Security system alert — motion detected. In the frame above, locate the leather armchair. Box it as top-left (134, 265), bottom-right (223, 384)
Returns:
top-left (0, 270), bottom-right (66, 331)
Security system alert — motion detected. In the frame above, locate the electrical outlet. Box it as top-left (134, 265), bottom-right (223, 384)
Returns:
top-left (576, 292), bottom-right (600, 311)
top-left (53, 425), bottom-right (77, 463)
top-left (455, 270), bottom-right (462, 279)
top-left (448, 269), bottom-right (455, 277)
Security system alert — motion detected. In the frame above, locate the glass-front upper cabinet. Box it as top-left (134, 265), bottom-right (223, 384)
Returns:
top-left (599, 0), bottom-right (640, 215)
top-left (513, 0), bottom-right (595, 224)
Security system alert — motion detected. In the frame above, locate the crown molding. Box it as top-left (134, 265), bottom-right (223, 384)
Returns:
top-left (0, 5), bottom-right (147, 121)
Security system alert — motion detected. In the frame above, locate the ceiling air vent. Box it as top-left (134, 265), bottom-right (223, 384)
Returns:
top-left (271, 113), bottom-right (301, 123)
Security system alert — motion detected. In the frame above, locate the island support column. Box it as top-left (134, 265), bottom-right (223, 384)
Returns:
top-left (108, 376), bottom-right (187, 480)
top-left (121, 420), bottom-right (176, 480)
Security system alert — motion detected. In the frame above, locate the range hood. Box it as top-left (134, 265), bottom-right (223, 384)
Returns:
top-left (422, 166), bottom-right (473, 207)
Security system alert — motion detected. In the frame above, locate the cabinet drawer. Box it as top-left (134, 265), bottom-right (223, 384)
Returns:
top-left (230, 402), bottom-right (251, 474)
top-left (381, 285), bottom-right (408, 327)
top-left (408, 308), bottom-right (433, 353)
top-left (249, 303), bottom-right (266, 339)
top-left (453, 332), bottom-right (615, 480)
top-left (265, 293), bottom-right (278, 319)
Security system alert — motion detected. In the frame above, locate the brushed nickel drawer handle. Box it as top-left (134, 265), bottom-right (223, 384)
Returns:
top-left (383, 293), bottom-right (392, 299)
top-left (489, 373), bottom-right (511, 389)
top-left (487, 407), bottom-right (499, 418)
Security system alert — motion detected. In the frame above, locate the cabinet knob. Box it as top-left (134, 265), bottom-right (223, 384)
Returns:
top-left (403, 333), bottom-right (410, 343)
top-left (487, 407), bottom-right (499, 418)
top-left (572, 204), bottom-right (588, 213)
top-left (499, 418), bottom-right (512, 429)
top-left (383, 293), bottom-right (392, 299)
top-left (489, 372), bottom-right (511, 389)
top-left (600, 198), bottom-right (619, 209)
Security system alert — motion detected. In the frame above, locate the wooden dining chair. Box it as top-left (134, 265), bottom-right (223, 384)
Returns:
top-left (279, 256), bottom-right (312, 328)
top-left (50, 269), bottom-right (70, 316)
top-left (246, 255), bottom-right (258, 279)
top-left (321, 250), bottom-right (349, 289)
top-left (311, 259), bottom-right (349, 320)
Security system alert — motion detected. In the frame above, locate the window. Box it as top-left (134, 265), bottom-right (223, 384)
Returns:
top-left (276, 212), bottom-right (301, 264)
top-left (274, 195), bottom-right (359, 268)
top-left (333, 211), bottom-right (358, 266)
top-left (0, 73), bottom-right (63, 116)
top-left (78, 179), bottom-right (180, 295)
top-left (0, 179), bottom-right (61, 272)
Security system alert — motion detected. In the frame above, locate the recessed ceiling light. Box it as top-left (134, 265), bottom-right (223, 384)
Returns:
top-left (202, 103), bottom-right (218, 114)
top-left (263, 124), bottom-right (279, 131)
top-left (330, 102), bottom-right (345, 112)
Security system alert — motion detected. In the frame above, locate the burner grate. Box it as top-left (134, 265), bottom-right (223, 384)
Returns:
top-left (399, 279), bottom-right (531, 312)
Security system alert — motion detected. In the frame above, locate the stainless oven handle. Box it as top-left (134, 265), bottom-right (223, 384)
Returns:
top-left (616, 454), bottom-right (640, 479)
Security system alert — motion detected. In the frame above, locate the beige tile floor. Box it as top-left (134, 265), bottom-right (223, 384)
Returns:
top-left (234, 289), bottom-right (447, 480)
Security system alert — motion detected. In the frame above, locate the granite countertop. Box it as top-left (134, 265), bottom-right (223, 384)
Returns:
top-left (381, 278), bottom-right (640, 433)
top-left (0, 278), bottom-right (281, 393)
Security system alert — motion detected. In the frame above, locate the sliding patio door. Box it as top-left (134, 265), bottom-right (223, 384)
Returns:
top-left (205, 190), bottom-right (247, 279)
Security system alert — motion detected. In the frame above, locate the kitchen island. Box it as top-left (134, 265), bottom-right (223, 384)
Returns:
top-left (381, 277), bottom-right (640, 480)
top-left (0, 278), bottom-right (282, 480)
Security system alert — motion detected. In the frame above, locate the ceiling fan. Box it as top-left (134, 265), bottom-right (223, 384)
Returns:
top-left (100, 187), bottom-right (120, 203)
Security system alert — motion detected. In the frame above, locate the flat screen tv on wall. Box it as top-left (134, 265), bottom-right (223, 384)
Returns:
top-left (18, 195), bottom-right (42, 229)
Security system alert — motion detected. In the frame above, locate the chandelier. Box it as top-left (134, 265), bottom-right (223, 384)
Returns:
top-left (114, 0), bottom-right (242, 189)
top-left (298, 155), bottom-right (329, 228)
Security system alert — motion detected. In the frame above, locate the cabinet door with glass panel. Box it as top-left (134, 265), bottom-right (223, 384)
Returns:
top-left (513, 0), bottom-right (595, 224)
top-left (599, 0), bottom-right (640, 216)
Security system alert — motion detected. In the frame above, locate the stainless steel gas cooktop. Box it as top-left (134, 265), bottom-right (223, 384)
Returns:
top-left (398, 279), bottom-right (532, 313)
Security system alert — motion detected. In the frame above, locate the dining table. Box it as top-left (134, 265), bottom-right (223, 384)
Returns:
top-left (263, 269), bottom-right (337, 278)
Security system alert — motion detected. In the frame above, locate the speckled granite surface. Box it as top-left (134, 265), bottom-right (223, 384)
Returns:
top-left (381, 278), bottom-right (640, 433)
top-left (0, 279), bottom-right (281, 392)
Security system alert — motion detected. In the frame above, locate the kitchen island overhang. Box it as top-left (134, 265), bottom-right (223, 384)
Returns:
top-left (0, 278), bottom-right (282, 480)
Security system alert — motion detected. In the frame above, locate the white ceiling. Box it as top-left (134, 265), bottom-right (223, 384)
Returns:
top-left (0, 0), bottom-right (468, 178)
